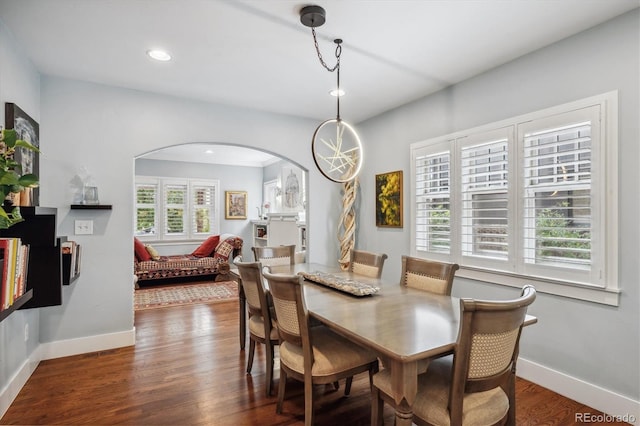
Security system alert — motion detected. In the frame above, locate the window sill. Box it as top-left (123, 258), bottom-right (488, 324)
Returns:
top-left (135, 239), bottom-right (206, 246)
top-left (457, 267), bottom-right (620, 306)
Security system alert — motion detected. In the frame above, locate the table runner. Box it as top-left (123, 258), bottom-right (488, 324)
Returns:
top-left (298, 270), bottom-right (380, 296)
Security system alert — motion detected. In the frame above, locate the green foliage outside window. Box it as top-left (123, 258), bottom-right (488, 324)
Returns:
top-left (136, 208), bottom-right (155, 234)
top-left (536, 203), bottom-right (590, 260)
top-left (166, 208), bottom-right (184, 233)
top-left (428, 205), bottom-right (450, 251)
top-left (194, 208), bottom-right (210, 233)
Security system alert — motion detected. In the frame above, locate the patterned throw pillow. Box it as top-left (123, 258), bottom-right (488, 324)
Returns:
top-left (213, 236), bottom-right (242, 261)
top-left (213, 239), bottom-right (234, 261)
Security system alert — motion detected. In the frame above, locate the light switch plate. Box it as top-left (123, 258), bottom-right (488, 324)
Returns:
top-left (75, 219), bottom-right (94, 235)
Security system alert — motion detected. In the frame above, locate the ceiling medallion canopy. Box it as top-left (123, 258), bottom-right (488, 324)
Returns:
top-left (300, 5), bottom-right (363, 183)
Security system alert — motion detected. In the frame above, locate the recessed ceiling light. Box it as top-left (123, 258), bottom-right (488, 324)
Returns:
top-left (147, 49), bottom-right (171, 61)
top-left (330, 89), bottom-right (345, 97)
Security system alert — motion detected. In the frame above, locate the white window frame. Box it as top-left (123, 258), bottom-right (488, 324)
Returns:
top-left (410, 92), bottom-right (619, 306)
top-left (134, 176), bottom-right (220, 241)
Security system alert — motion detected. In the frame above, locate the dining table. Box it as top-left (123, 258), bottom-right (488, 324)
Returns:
top-left (230, 262), bottom-right (537, 426)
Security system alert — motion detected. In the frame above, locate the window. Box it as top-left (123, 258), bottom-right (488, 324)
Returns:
top-left (411, 92), bottom-right (618, 305)
top-left (414, 142), bottom-right (452, 255)
top-left (135, 177), bottom-right (220, 241)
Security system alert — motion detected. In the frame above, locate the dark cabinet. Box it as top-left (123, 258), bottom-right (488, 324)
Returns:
top-left (0, 207), bottom-right (63, 309)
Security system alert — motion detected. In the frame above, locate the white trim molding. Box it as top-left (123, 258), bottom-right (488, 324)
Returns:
top-left (518, 357), bottom-right (639, 422)
top-left (40, 328), bottom-right (136, 360)
top-left (0, 345), bottom-right (42, 419)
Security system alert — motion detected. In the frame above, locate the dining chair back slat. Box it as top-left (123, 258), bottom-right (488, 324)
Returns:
top-left (400, 255), bottom-right (459, 295)
top-left (349, 250), bottom-right (388, 278)
top-left (252, 245), bottom-right (296, 266)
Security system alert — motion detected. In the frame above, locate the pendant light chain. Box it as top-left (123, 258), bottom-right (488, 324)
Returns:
top-left (311, 28), bottom-right (343, 120)
top-left (311, 28), bottom-right (341, 72)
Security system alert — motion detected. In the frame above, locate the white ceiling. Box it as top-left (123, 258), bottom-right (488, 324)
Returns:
top-left (141, 143), bottom-right (280, 167)
top-left (1, 0), bottom-right (637, 166)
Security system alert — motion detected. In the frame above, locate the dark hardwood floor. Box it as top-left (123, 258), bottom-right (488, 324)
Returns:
top-left (1, 300), bottom-right (628, 425)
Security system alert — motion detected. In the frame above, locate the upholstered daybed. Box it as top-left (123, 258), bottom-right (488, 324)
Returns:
top-left (134, 234), bottom-right (243, 285)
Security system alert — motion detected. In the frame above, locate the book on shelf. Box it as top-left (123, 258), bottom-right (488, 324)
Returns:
top-left (62, 240), bottom-right (81, 282)
top-left (0, 237), bottom-right (30, 311)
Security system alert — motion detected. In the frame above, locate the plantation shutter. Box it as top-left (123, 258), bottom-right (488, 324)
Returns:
top-left (164, 183), bottom-right (187, 236)
top-left (191, 183), bottom-right (215, 235)
top-left (460, 133), bottom-right (510, 261)
top-left (414, 145), bottom-right (452, 255)
top-left (135, 182), bottom-right (157, 236)
top-left (522, 113), bottom-right (594, 271)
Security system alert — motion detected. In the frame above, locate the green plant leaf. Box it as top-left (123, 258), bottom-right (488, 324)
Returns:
top-left (0, 206), bottom-right (24, 229)
top-left (1, 129), bottom-right (17, 147)
top-left (18, 173), bottom-right (39, 187)
top-left (0, 172), bottom-right (19, 186)
top-left (15, 139), bottom-right (41, 153)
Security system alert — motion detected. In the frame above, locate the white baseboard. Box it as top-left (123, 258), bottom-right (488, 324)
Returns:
top-left (0, 345), bottom-right (42, 419)
top-left (518, 358), bottom-right (639, 422)
top-left (40, 328), bottom-right (136, 360)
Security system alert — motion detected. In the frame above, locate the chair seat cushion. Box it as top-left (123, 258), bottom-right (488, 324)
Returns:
top-left (373, 357), bottom-right (509, 425)
top-left (279, 326), bottom-right (377, 378)
top-left (248, 315), bottom-right (278, 340)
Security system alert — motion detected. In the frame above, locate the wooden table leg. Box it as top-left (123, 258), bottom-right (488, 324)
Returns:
top-left (388, 359), bottom-right (419, 426)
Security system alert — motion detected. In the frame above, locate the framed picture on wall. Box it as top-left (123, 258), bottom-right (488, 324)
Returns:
top-left (281, 167), bottom-right (303, 212)
top-left (375, 170), bottom-right (403, 228)
top-left (5, 103), bottom-right (40, 206)
top-left (225, 191), bottom-right (247, 219)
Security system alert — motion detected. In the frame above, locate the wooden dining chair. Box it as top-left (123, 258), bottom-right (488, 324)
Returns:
top-left (262, 268), bottom-right (379, 426)
top-left (252, 245), bottom-right (296, 267)
top-left (234, 259), bottom-right (280, 396)
top-left (371, 285), bottom-right (537, 426)
top-left (400, 255), bottom-right (460, 295)
top-left (349, 249), bottom-right (388, 278)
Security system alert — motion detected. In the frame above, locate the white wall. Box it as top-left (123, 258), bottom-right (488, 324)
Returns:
top-left (357, 9), bottom-right (639, 413)
top-left (0, 17), bottom-right (42, 416)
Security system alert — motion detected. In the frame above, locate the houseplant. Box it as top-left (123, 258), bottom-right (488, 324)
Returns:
top-left (0, 128), bottom-right (40, 229)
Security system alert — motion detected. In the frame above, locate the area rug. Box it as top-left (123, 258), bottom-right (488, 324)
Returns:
top-left (134, 281), bottom-right (238, 311)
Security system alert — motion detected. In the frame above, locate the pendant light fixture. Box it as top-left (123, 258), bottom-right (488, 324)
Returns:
top-left (300, 5), bottom-right (363, 183)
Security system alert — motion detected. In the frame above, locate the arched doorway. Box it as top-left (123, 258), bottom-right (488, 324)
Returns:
top-left (132, 142), bottom-right (308, 302)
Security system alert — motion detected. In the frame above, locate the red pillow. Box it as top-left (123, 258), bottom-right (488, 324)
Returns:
top-left (134, 237), bottom-right (152, 261)
top-left (192, 235), bottom-right (220, 257)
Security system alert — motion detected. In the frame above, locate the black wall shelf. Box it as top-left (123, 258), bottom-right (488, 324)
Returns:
top-left (0, 289), bottom-right (33, 322)
top-left (62, 251), bottom-right (81, 285)
top-left (70, 204), bottom-right (112, 210)
top-left (0, 207), bottom-right (63, 309)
